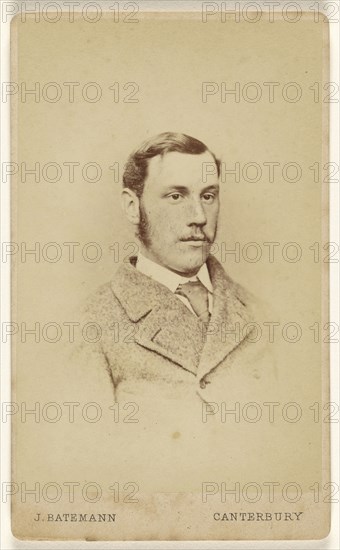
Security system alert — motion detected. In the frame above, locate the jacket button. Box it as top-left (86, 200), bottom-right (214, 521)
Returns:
top-left (200, 380), bottom-right (207, 389)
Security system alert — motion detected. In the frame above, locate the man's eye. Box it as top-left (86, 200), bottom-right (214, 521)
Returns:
top-left (168, 193), bottom-right (182, 202)
top-left (202, 193), bottom-right (215, 203)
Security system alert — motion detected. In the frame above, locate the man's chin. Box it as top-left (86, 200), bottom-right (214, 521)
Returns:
top-left (172, 250), bottom-right (210, 275)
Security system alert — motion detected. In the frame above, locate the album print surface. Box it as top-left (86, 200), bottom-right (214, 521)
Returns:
top-left (10, 6), bottom-right (330, 541)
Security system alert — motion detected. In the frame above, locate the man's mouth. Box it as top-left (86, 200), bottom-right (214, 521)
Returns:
top-left (180, 237), bottom-right (211, 247)
top-left (180, 236), bottom-right (207, 242)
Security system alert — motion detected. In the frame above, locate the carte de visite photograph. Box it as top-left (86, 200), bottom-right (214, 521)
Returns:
top-left (8, 2), bottom-right (331, 542)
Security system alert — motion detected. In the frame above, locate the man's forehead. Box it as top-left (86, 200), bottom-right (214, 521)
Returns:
top-left (146, 151), bottom-right (219, 186)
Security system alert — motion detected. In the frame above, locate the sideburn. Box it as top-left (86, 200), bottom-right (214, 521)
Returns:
top-left (136, 202), bottom-right (151, 248)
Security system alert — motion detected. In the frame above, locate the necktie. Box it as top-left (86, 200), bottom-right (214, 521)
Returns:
top-left (175, 280), bottom-right (210, 324)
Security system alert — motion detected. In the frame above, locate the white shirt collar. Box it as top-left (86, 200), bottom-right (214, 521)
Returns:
top-left (136, 253), bottom-right (213, 295)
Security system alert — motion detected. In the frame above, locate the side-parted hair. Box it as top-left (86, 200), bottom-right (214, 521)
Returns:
top-left (122, 132), bottom-right (221, 197)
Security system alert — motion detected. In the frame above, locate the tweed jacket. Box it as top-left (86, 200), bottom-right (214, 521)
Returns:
top-left (75, 255), bottom-right (277, 414)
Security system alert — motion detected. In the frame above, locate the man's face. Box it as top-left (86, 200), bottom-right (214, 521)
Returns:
top-left (138, 151), bottom-right (219, 276)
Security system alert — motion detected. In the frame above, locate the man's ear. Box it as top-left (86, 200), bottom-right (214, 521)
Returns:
top-left (121, 188), bottom-right (140, 225)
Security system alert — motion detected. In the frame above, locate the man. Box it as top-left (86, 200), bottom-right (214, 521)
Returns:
top-left (79, 132), bottom-right (276, 410)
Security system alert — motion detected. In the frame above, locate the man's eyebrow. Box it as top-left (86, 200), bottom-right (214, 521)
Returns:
top-left (163, 185), bottom-right (190, 193)
top-left (163, 184), bottom-right (220, 193)
top-left (201, 184), bottom-right (220, 192)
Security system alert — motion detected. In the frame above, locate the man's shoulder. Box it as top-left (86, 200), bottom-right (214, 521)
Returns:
top-left (81, 279), bottom-right (121, 320)
top-left (81, 259), bottom-right (171, 320)
top-left (229, 275), bottom-right (270, 323)
top-left (208, 255), bottom-right (272, 321)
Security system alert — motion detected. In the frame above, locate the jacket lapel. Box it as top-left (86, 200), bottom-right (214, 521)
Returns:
top-left (111, 255), bottom-right (253, 380)
top-left (110, 258), bottom-right (202, 375)
top-left (196, 256), bottom-right (253, 380)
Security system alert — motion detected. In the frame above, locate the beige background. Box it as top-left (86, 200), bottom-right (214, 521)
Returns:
top-left (11, 12), bottom-right (329, 540)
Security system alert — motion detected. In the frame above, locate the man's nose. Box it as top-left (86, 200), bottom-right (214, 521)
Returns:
top-left (187, 198), bottom-right (207, 226)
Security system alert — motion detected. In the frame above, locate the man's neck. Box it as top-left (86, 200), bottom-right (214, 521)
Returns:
top-left (136, 252), bottom-right (213, 295)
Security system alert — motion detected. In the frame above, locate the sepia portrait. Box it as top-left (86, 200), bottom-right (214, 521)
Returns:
top-left (7, 1), bottom-right (333, 543)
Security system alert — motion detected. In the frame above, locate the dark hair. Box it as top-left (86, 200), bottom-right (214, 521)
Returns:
top-left (122, 132), bottom-right (220, 197)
